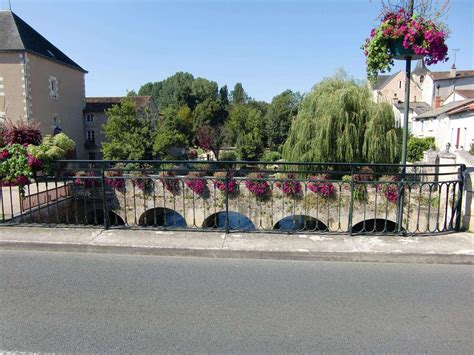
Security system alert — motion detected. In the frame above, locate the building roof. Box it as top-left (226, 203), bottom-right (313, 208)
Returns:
top-left (429, 70), bottom-right (474, 81)
top-left (415, 99), bottom-right (474, 120)
top-left (372, 71), bottom-right (400, 90)
top-left (0, 11), bottom-right (86, 72)
top-left (456, 90), bottom-right (474, 99)
top-left (84, 96), bottom-right (153, 112)
top-left (394, 101), bottom-right (432, 115)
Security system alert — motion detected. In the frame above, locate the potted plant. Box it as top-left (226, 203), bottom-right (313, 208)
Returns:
top-left (362, 8), bottom-right (449, 82)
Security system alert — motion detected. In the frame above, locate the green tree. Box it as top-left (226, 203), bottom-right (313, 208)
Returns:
top-left (231, 83), bottom-right (247, 105)
top-left (225, 105), bottom-right (264, 160)
top-left (265, 90), bottom-right (300, 149)
top-left (152, 124), bottom-right (188, 160)
top-left (219, 85), bottom-right (230, 108)
top-left (191, 78), bottom-right (218, 104)
top-left (193, 98), bottom-right (223, 129)
top-left (282, 72), bottom-right (400, 164)
top-left (101, 97), bottom-right (154, 160)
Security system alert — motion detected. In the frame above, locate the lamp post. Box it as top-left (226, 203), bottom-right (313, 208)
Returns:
top-left (396, 0), bottom-right (416, 234)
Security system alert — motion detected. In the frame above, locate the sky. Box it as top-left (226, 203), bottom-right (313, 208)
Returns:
top-left (4, 0), bottom-right (473, 102)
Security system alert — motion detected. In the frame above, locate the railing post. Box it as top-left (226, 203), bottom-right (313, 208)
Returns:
top-left (224, 162), bottom-right (230, 234)
top-left (396, 166), bottom-right (406, 235)
top-left (348, 166), bottom-right (355, 236)
top-left (455, 164), bottom-right (466, 231)
top-left (101, 164), bottom-right (109, 230)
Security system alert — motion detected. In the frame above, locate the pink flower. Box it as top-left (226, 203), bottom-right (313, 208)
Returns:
top-left (0, 149), bottom-right (10, 160)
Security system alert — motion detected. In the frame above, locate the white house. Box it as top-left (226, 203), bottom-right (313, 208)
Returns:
top-left (412, 99), bottom-right (474, 151)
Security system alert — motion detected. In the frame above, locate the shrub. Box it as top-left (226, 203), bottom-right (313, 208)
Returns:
top-left (2, 119), bottom-right (42, 146)
top-left (353, 184), bottom-right (367, 202)
top-left (407, 136), bottom-right (435, 162)
top-left (220, 151), bottom-right (237, 161)
top-left (261, 150), bottom-right (281, 162)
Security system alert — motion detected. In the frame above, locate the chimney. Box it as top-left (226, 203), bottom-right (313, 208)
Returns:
top-left (434, 96), bottom-right (442, 108)
top-left (450, 64), bottom-right (457, 78)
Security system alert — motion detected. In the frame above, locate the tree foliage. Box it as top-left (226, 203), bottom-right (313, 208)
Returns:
top-left (195, 125), bottom-right (225, 160)
top-left (231, 83), bottom-right (247, 105)
top-left (282, 73), bottom-right (400, 164)
top-left (102, 97), bottom-right (154, 160)
top-left (265, 90), bottom-right (301, 149)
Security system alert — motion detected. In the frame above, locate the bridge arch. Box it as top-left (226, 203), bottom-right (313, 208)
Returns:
top-left (139, 208), bottom-right (187, 227)
top-left (351, 218), bottom-right (399, 234)
top-left (86, 210), bottom-right (126, 226)
top-left (203, 211), bottom-right (255, 231)
top-left (273, 215), bottom-right (328, 232)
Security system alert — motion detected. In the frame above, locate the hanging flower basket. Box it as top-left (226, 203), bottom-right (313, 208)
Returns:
top-left (388, 38), bottom-right (423, 60)
top-left (362, 8), bottom-right (449, 82)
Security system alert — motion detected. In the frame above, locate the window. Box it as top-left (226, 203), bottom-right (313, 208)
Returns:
top-left (87, 130), bottom-right (95, 142)
top-left (399, 80), bottom-right (402, 89)
top-left (49, 77), bottom-right (58, 99)
top-left (86, 114), bottom-right (94, 123)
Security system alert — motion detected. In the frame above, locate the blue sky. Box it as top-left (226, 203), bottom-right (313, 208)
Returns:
top-left (6, 0), bottom-right (473, 101)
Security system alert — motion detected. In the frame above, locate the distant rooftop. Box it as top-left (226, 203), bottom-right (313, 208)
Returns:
top-left (415, 99), bottom-right (474, 120)
top-left (0, 11), bottom-right (86, 72)
top-left (84, 96), bottom-right (153, 112)
top-left (394, 101), bottom-right (432, 115)
top-left (455, 90), bottom-right (474, 99)
top-left (430, 70), bottom-right (474, 81)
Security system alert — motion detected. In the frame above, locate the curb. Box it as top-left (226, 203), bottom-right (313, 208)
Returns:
top-left (0, 241), bottom-right (472, 265)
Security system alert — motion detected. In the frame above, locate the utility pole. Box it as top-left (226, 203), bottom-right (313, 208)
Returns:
top-left (396, 0), bottom-right (415, 234)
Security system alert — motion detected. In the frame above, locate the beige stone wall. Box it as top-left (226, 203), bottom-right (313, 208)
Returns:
top-left (27, 53), bottom-right (86, 158)
top-left (377, 71), bottom-right (423, 104)
top-left (0, 52), bottom-right (27, 122)
top-left (84, 111), bottom-right (107, 159)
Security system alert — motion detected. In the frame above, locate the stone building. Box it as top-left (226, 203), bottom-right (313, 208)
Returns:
top-left (0, 10), bottom-right (87, 157)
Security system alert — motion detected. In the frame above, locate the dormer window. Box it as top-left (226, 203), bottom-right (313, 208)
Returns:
top-left (49, 76), bottom-right (58, 99)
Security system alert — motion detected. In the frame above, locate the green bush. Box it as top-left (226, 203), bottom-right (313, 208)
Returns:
top-left (261, 150), bottom-right (281, 162)
top-left (220, 151), bottom-right (237, 161)
top-left (470, 144), bottom-right (474, 156)
top-left (407, 136), bottom-right (435, 162)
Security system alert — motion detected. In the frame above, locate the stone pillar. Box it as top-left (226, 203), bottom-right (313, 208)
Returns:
top-left (438, 152), bottom-right (457, 182)
top-left (462, 170), bottom-right (474, 231)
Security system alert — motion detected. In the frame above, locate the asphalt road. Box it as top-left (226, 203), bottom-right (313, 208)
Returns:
top-left (0, 251), bottom-right (472, 353)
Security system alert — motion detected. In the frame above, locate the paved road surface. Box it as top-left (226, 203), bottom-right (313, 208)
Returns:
top-left (0, 250), bottom-right (472, 353)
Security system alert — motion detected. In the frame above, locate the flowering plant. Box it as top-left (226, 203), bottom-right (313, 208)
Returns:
top-left (275, 173), bottom-right (302, 197)
top-left (362, 8), bottom-right (448, 81)
top-left (74, 170), bottom-right (99, 188)
top-left (0, 144), bottom-right (31, 193)
top-left (308, 174), bottom-right (335, 199)
top-left (105, 170), bottom-right (125, 191)
top-left (245, 173), bottom-right (270, 198)
top-left (185, 171), bottom-right (207, 196)
top-left (213, 171), bottom-right (239, 194)
top-left (160, 171), bottom-right (180, 194)
top-left (377, 175), bottom-right (399, 203)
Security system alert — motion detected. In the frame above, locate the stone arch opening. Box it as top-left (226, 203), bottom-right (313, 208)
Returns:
top-left (273, 215), bottom-right (328, 232)
top-left (139, 208), bottom-right (187, 228)
top-left (86, 210), bottom-right (125, 226)
top-left (203, 211), bottom-right (255, 231)
top-left (351, 218), bottom-right (399, 234)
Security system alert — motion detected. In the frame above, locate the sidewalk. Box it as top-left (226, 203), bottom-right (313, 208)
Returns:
top-left (0, 227), bottom-right (472, 264)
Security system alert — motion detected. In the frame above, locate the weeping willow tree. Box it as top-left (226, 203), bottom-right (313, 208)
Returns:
top-left (282, 73), bottom-right (400, 164)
